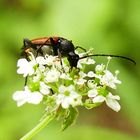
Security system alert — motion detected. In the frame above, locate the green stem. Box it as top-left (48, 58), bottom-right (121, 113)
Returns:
top-left (20, 114), bottom-right (55, 140)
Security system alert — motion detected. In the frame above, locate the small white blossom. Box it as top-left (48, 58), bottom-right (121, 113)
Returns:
top-left (40, 82), bottom-right (51, 95)
top-left (87, 80), bottom-right (96, 89)
top-left (75, 71), bottom-right (87, 85)
top-left (79, 71), bottom-right (87, 78)
top-left (88, 89), bottom-right (98, 97)
top-left (91, 92), bottom-right (121, 112)
top-left (56, 85), bottom-right (82, 108)
top-left (76, 78), bottom-right (87, 85)
top-left (95, 64), bottom-right (105, 72)
top-left (45, 69), bottom-right (60, 83)
top-left (77, 60), bottom-right (83, 69)
top-left (87, 71), bottom-right (95, 78)
top-left (13, 86), bottom-right (43, 106)
top-left (45, 55), bottom-right (57, 66)
top-left (36, 56), bottom-right (48, 65)
top-left (85, 58), bottom-right (95, 65)
top-left (92, 95), bottom-right (106, 103)
top-left (100, 70), bottom-right (121, 89)
top-left (17, 59), bottom-right (36, 77)
top-left (60, 73), bottom-right (72, 80)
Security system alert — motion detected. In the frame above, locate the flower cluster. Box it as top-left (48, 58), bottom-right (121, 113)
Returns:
top-left (13, 50), bottom-right (121, 113)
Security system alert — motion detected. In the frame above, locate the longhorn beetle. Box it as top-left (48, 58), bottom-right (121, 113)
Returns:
top-left (21, 36), bottom-right (136, 86)
top-left (22, 36), bottom-right (136, 68)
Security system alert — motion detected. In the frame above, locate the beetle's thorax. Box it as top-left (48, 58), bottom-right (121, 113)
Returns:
top-left (58, 38), bottom-right (75, 56)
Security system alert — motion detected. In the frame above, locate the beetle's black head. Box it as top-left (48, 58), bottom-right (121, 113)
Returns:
top-left (67, 52), bottom-right (79, 68)
top-left (58, 38), bottom-right (75, 55)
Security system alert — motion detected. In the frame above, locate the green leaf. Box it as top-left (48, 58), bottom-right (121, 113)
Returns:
top-left (62, 107), bottom-right (79, 131)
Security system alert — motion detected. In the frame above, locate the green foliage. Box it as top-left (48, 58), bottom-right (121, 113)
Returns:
top-left (62, 107), bottom-right (79, 131)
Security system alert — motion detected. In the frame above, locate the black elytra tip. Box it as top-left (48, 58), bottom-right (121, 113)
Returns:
top-left (23, 38), bottom-right (32, 47)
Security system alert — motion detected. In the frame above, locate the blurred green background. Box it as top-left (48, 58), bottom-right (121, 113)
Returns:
top-left (0, 0), bottom-right (140, 140)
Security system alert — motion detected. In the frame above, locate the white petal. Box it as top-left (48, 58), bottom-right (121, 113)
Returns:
top-left (27, 92), bottom-right (43, 104)
top-left (107, 92), bottom-right (120, 100)
top-left (87, 80), bottom-right (97, 89)
top-left (76, 78), bottom-right (86, 85)
top-left (56, 94), bottom-right (65, 104)
top-left (61, 101), bottom-right (69, 109)
top-left (13, 91), bottom-right (27, 107)
top-left (60, 73), bottom-right (72, 80)
top-left (86, 59), bottom-right (95, 64)
top-left (87, 71), bottom-right (95, 78)
top-left (45, 69), bottom-right (60, 83)
top-left (67, 85), bottom-right (75, 92)
top-left (17, 59), bottom-right (27, 67)
top-left (61, 97), bottom-right (73, 109)
top-left (12, 87), bottom-right (30, 106)
top-left (40, 82), bottom-right (50, 95)
top-left (95, 64), bottom-right (105, 72)
top-left (79, 71), bottom-right (87, 78)
top-left (88, 89), bottom-right (98, 97)
top-left (70, 91), bottom-right (79, 99)
top-left (36, 56), bottom-right (47, 65)
top-left (59, 85), bottom-right (67, 93)
top-left (17, 59), bottom-right (35, 77)
top-left (92, 95), bottom-right (105, 103)
top-left (105, 98), bottom-right (121, 112)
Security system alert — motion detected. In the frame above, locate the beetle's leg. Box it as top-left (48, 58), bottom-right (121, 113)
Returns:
top-left (24, 76), bottom-right (28, 87)
top-left (36, 38), bottom-right (54, 57)
top-left (75, 46), bottom-right (86, 52)
top-left (57, 50), bottom-right (65, 73)
top-left (49, 38), bottom-right (58, 55)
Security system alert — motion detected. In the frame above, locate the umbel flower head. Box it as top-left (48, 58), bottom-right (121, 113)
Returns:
top-left (13, 49), bottom-right (122, 131)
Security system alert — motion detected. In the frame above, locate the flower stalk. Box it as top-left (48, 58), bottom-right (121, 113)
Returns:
top-left (20, 113), bottom-right (55, 140)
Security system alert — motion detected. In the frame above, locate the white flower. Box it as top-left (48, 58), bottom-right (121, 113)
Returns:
top-left (92, 95), bottom-right (105, 103)
top-left (74, 72), bottom-right (87, 85)
top-left (79, 71), bottom-right (87, 78)
top-left (76, 78), bottom-right (87, 85)
top-left (87, 80), bottom-right (96, 89)
top-left (33, 69), bottom-right (42, 82)
top-left (60, 73), bottom-right (72, 80)
top-left (17, 58), bottom-right (36, 77)
top-left (40, 82), bottom-right (51, 95)
top-left (44, 68), bottom-right (60, 83)
top-left (36, 56), bottom-right (48, 65)
top-left (95, 64), bottom-right (105, 72)
top-left (88, 89), bottom-right (98, 97)
top-left (77, 60), bottom-right (83, 69)
top-left (91, 92), bottom-right (121, 112)
top-left (87, 71), bottom-right (95, 78)
top-left (45, 55), bottom-right (57, 66)
top-left (85, 58), bottom-right (95, 65)
top-left (105, 93), bottom-right (121, 112)
top-left (100, 70), bottom-right (121, 89)
top-left (77, 58), bottom-right (88, 68)
top-left (13, 86), bottom-right (43, 106)
top-left (56, 85), bottom-right (82, 108)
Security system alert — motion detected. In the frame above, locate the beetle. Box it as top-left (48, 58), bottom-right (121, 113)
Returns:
top-left (22, 36), bottom-right (136, 68)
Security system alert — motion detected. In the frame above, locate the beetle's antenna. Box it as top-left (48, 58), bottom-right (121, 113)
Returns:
top-left (79, 54), bottom-right (136, 65)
